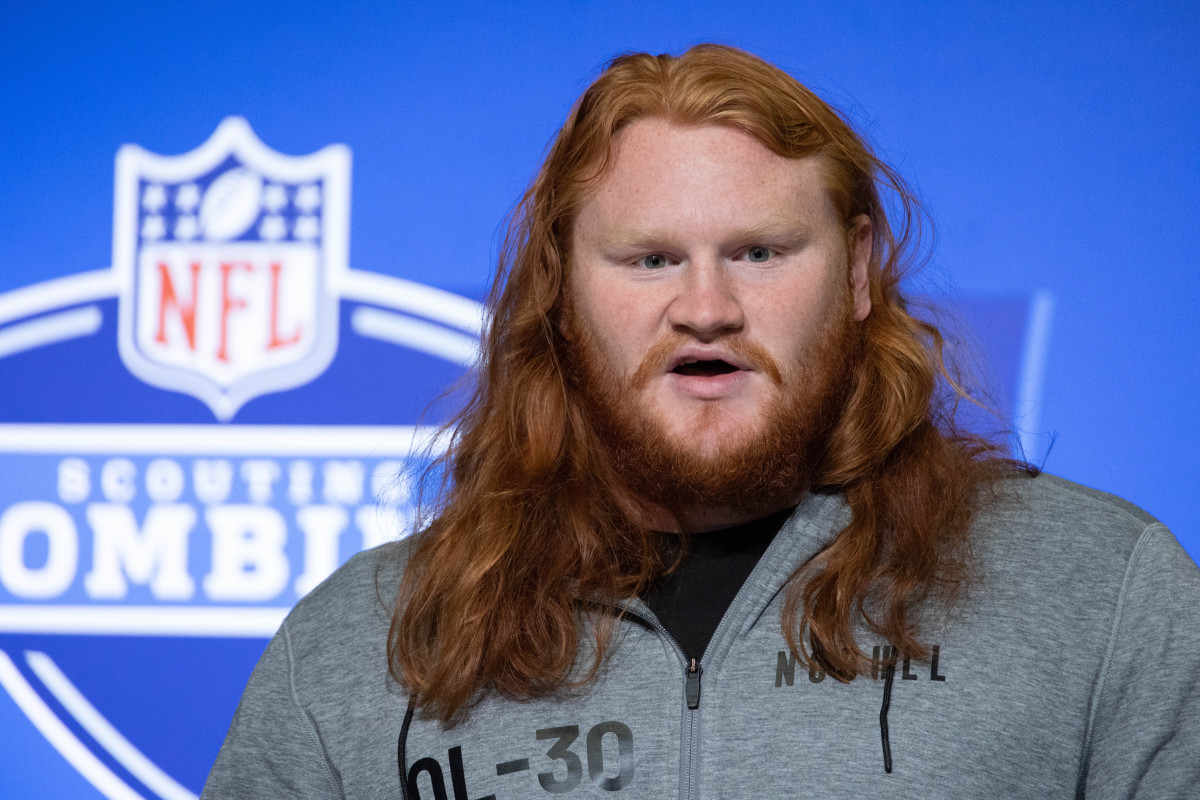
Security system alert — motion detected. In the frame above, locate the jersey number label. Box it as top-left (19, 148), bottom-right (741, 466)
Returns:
top-left (536, 721), bottom-right (634, 793)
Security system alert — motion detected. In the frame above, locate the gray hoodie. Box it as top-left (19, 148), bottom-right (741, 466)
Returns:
top-left (202, 473), bottom-right (1200, 798)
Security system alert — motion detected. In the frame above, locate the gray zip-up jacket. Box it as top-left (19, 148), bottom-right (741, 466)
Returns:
top-left (202, 473), bottom-right (1200, 798)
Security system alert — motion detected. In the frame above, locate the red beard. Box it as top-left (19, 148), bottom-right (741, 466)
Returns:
top-left (567, 294), bottom-right (861, 523)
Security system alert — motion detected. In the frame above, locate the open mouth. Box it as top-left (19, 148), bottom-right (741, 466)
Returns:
top-left (671, 359), bottom-right (740, 377)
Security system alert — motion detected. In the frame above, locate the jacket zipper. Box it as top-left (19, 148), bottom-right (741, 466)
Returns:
top-left (610, 504), bottom-right (828, 798)
top-left (624, 607), bottom-right (703, 800)
top-left (686, 657), bottom-right (702, 709)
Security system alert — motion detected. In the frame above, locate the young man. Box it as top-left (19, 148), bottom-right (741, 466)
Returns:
top-left (203, 46), bottom-right (1200, 798)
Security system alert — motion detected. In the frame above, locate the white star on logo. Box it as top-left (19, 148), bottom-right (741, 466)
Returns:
top-left (141, 215), bottom-right (166, 240)
top-left (259, 215), bottom-right (287, 241)
top-left (174, 215), bottom-right (199, 240)
top-left (262, 183), bottom-right (289, 213)
top-left (293, 215), bottom-right (320, 241)
top-left (294, 184), bottom-right (321, 213)
top-left (175, 183), bottom-right (201, 212)
top-left (142, 184), bottom-right (167, 212)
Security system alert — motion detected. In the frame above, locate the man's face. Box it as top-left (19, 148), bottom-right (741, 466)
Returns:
top-left (566, 119), bottom-right (872, 525)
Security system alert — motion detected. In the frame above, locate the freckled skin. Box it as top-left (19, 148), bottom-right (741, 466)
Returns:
top-left (568, 119), bottom-right (872, 469)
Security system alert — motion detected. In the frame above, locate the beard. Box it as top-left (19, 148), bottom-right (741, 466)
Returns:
top-left (566, 294), bottom-right (862, 524)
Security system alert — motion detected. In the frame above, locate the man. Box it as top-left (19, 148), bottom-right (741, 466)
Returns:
top-left (203, 45), bottom-right (1200, 798)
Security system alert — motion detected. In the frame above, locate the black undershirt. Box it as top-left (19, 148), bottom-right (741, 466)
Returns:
top-left (641, 505), bottom-right (795, 661)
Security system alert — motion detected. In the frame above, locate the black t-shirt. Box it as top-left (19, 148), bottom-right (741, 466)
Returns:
top-left (642, 506), bottom-right (795, 661)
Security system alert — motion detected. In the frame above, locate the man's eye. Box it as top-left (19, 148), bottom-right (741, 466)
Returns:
top-left (638, 254), bottom-right (668, 269)
top-left (746, 246), bottom-right (772, 263)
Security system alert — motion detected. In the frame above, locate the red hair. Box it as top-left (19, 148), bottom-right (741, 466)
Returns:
top-left (390, 44), bottom-right (1014, 721)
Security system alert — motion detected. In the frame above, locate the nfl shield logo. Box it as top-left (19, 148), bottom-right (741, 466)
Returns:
top-left (113, 118), bottom-right (349, 420)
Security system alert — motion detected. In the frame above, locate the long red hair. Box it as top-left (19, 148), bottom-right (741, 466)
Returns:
top-left (389, 44), bottom-right (1014, 721)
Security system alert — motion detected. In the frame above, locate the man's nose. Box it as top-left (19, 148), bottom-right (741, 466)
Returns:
top-left (666, 257), bottom-right (744, 338)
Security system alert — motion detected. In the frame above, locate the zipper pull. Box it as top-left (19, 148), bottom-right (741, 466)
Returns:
top-left (686, 657), bottom-right (703, 709)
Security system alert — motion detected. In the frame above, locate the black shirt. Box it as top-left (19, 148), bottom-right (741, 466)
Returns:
top-left (642, 506), bottom-right (795, 661)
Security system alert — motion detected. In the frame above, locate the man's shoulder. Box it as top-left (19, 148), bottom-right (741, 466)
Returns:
top-left (278, 536), bottom-right (416, 663)
top-left (988, 470), bottom-right (1162, 532)
top-left (972, 470), bottom-right (1189, 585)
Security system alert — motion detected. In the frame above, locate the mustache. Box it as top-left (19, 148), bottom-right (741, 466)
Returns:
top-left (630, 335), bottom-right (784, 389)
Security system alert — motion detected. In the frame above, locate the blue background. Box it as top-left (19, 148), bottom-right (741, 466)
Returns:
top-left (1, 2), bottom-right (1197, 797)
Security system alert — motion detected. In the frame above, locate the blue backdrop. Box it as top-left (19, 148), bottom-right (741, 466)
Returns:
top-left (1, 2), bottom-right (1197, 797)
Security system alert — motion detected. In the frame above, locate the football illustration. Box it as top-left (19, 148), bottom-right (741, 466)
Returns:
top-left (199, 167), bottom-right (264, 241)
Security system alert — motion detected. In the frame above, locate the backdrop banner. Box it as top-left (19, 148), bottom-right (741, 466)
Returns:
top-left (3, 4), bottom-right (1195, 797)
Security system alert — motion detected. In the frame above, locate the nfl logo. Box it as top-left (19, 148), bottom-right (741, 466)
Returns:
top-left (113, 118), bottom-right (349, 420)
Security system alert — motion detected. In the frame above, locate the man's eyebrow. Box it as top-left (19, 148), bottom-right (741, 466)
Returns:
top-left (595, 221), bottom-right (809, 252)
top-left (595, 229), bottom-right (678, 252)
top-left (728, 221), bottom-right (811, 243)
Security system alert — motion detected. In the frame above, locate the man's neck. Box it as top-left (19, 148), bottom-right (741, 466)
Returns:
top-left (639, 496), bottom-right (803, 533)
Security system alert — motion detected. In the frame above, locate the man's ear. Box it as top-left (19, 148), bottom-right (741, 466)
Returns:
top-left (848, 214), bottom-right (872, 321)
top-left (558, 313), bottom-right (574, 342)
